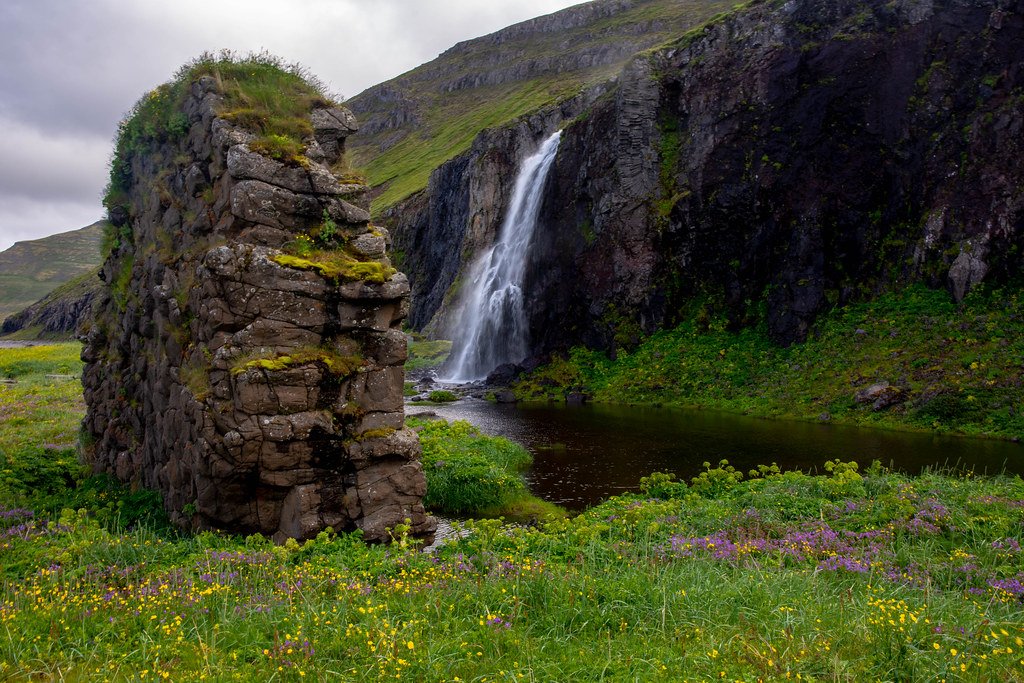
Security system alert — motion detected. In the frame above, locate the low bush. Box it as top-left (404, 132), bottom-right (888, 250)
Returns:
top-left (427, 389), bottom-right (459, 403)
top-left (411, 417), bottom-right (561, 520)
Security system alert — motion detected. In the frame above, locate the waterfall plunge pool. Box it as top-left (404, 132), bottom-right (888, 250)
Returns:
top-left (410, 399), bottom-right (1024, 510)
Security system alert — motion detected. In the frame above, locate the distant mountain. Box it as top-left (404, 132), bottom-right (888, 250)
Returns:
top-left (0, 267), bottom-right (102, 340)
top-left (0, 221), bottom-right (105, 325)
top-left (346, 0), bottom-right (734, 212)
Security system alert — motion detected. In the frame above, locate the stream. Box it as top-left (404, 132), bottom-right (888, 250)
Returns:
top-left (410, 399), bottom-right (1024, 510)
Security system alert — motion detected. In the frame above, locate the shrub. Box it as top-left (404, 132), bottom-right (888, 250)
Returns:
top-left (427, 389), bottom-right (459, 403)
top-left (412, 418), bottom-right (560, 520)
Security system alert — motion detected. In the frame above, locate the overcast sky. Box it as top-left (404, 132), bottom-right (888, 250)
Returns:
top-left (0, 0), bottom-right (583, 252)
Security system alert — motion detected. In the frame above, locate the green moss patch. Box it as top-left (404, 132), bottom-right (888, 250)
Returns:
top-left (230, 347), bottom-right (363, 377)
top-left (272, 252), bottom-right (396, 284)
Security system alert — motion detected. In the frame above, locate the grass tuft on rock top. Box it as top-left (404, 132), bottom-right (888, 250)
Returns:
top-left (515, 283), bottom-right (1024, 438)
top-left (2, 343), bottom-right (1024, 680)
top-left (103, 50), bottom-right (334, 223)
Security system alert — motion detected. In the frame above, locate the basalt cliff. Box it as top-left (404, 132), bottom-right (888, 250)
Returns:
top-left (370, 0), bottom-right (1023, 365)
top-left (81, 60), bottom-right (434, 541)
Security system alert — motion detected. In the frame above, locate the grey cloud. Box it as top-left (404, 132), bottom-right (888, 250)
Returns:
top-left (0, 117), bottom-right (109, 203)
top-left (0, 196), bottom-right (101, 249)
top-left (0, 0), bottom-right (580, 251)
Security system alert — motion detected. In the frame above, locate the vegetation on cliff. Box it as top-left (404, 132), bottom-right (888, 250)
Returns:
top-left (515, 283), bottom-right (1024, 439)
top-left (2, 348), bottom-right (1022, 680)
top-left (102, 51), bottom-right (334, 223)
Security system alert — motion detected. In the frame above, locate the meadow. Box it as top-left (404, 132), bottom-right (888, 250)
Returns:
top-left (1, 344), bottom-right (1023, 681)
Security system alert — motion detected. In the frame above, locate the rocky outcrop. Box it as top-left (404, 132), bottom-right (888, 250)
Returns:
top-left (386, 0), bottom-right (1023, 364)
top-left (81, 72), bottom-right (433, 542)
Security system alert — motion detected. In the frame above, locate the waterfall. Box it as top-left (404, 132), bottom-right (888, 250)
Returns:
top-left (444, 130), bottom-right (561, 382)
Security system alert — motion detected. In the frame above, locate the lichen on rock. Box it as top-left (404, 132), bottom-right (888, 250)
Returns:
top-left (81, 53), bottom-right (434, 542)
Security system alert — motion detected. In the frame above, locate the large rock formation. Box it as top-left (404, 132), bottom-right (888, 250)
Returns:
top-left (381, 0), bottom-right (1023, 362)
top-left (82, 66), bottom-right (434, 542)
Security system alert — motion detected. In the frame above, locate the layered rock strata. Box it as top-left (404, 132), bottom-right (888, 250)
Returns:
top-left (82, 75), bottom-right (434, 542)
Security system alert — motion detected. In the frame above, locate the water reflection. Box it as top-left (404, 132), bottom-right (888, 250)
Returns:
top-left (411, 399), bottom-right (1023, 510)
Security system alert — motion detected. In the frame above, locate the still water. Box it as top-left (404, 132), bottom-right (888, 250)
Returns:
top-left (411, 400), bottom-right (1024, 510)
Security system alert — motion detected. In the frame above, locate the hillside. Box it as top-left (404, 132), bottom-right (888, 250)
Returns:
top-left (0, 267), bottom-right (102, 340)
top-left (0, 221), bottom-right (105, 324)
top-left (346, 0), bottom-right (735, 211)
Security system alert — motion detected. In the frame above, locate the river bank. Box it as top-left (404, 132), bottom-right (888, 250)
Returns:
top-left (507, 284), bottom-right (1024, 441)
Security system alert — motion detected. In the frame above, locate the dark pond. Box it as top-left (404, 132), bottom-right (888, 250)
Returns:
top-left (411, 400), bottom-right (1024, 510)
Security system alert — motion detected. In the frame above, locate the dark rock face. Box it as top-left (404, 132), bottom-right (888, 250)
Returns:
top-left (381, 89), bottom-right (609, 333)
top-left (529, 0), bottom-right (1024, 351)
top-left (81, 77), bottom-right (434, 542)
top-left (388, 0), bottom-right (1023, 363)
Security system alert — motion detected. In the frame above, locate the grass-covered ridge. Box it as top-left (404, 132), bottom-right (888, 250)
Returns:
top-left (0, 222), bottom-right (105, 326)
top-left (103, 50), bottom-right (334, 221)
top-left (348, 0), bottom-right (737, 212)
top-left (515, 283), bottom-right (1024, 439)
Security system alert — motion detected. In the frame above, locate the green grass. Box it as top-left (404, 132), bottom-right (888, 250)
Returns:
top-left (407, 337), bottom-right (452, 372)
top-left (427, 389), bottom-right (459, 403)
top-left (0, 344), bottom-right (166, 529)
top-left (515, 283), bottom-right (1024, 439)
top-left (411, 417), bottom-right (563, 521)
top-left (2, 343), bottom-right (1024, 680)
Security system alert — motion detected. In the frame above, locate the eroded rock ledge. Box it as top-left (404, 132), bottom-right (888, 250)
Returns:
top-left (82, 72), bottom-right (434, 542)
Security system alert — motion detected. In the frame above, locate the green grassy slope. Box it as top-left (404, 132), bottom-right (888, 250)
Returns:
top-left (0, 267), bottom-right (103, 340)
top-left (347, 0), bottom-right (735, 212)
top-left (0, 222), bottom-right (105, 323)
top-left (514, 284), bottom-right (1024, 439)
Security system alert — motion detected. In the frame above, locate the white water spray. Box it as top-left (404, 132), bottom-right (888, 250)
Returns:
top-left (444, 131), bottom-right (561, 381)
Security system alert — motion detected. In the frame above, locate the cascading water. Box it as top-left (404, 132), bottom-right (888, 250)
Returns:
top-left (444, 130), bottom-right (561, 381)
